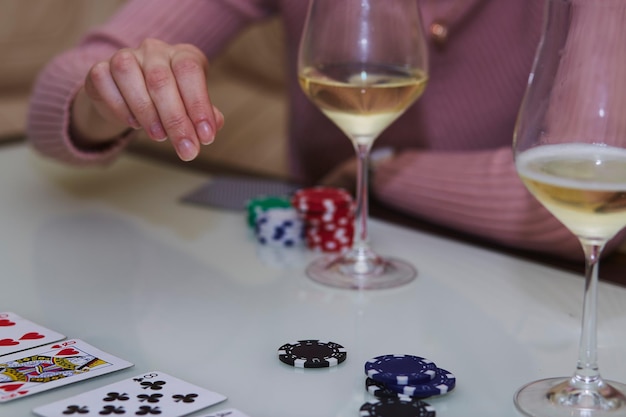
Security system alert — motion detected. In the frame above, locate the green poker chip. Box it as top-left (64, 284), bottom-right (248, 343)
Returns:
top-left (245, 196), bottom-right (292, 227)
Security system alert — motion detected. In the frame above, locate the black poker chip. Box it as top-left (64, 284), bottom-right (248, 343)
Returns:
top-left (277, 339), bottom-right (347, 368)
top-left (366, 377), bottom-right (408, 399)
top-left (359, 396), bottom-right (436, 417)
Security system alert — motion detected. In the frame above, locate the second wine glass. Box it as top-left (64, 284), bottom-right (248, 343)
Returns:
top-left (513, 0), bottom-right (626, 415)
top-left (298, 0), bottom-right (429, 290)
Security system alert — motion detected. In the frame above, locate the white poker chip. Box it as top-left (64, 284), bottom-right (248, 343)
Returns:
top-left (254, 208), bottom-right (304, 247)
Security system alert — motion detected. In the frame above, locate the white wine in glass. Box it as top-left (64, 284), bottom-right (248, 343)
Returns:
top-left (298, 0), bottom-right (428, 290)
top-left (513, 0), bottom-right (626, 415)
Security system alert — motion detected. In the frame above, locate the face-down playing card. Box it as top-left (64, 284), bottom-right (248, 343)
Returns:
top-left (181, 175), bottom-right (300, 211)
top-left (0, 339), bottom-right (133, 402)
top-left (0, 312), bottom-right (65, 357)
top-left (33, 370), bottom-right (227, 417)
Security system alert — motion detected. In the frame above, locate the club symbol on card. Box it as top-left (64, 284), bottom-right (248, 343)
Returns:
top-left (135, 405), bottom-right (162, 415)
top-left (139, 380), bottom-right (166, 390)
top-left (99, 405), bottom-right (126, 415)
top-left (103, 392), bottom-right (130, 402)
top-left (62, 405), bottom-right (89, 414)
top-left (0, 319), bottom-right (15, 327)
top-left (137, 393), bottom-right (162, 403)
top-left (173, 393), bottom-right (198, 403)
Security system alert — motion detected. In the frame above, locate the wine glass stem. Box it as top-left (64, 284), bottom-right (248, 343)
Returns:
top-left (573, 239), bottom-right (605, 385)
top-left (353, 142), bottom-right (373, 253)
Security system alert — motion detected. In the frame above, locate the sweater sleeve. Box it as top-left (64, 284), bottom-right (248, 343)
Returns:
top-left (26, 0), bottom-right (274, 165)
top-left (372, 146), bottom-right (625, 261)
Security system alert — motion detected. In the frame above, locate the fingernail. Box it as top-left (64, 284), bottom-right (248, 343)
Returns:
top-left (150, 122), bottom-right (167, 141)
top-left (176, 138), bottom-right (198, 161)
top-left (197, 121), bottom-right (214, 145)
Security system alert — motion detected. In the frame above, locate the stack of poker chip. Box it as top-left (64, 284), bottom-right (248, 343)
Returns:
top-left (291, 187), bottom-right (355, 253)
top-left (360, 354), bottom-right (457, 416)
top-left (246, 196), bottom-right (304, 248)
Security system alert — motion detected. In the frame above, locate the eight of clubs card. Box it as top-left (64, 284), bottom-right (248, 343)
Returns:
top-left (34, 371), bottom-right (227, 417)
top-left (0, 339), bottom-right (133, 402)
top-left (0, 312), bottom-right (65, 356)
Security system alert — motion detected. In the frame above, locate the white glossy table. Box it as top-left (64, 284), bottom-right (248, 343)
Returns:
top-left (2, 143), bottom-right (626, 417)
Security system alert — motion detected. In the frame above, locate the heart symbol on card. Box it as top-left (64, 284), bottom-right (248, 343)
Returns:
top-left (0, 319), bottom-right (15, 327)
top-left (0, 383), bottom-right (24, 392)
top-left (19, 332), bottom-right (45, 340)
top-left (0, 338), bottom-right (19, 346)
top-left (56, 348), bottom-right (80, 356)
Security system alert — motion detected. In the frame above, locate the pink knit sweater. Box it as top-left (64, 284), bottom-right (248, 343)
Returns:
top-left (27, 0), bottom-right (601, 260)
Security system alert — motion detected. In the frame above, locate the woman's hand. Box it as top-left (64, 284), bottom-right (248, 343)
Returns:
top-left (71, 38), bottom-right (224, 161)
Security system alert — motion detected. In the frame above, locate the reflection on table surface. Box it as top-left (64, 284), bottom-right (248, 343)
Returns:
top-left (1, 143), bottom-right (625, 417)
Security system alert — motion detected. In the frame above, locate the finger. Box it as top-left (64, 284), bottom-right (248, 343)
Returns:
top-left (171, 45), bottom-right (217, 145)
top-left (213, 104), bottom-right (225, 131)
top-left (85, 61), bottom-right (139, 129)
top-left (141, 43), bottom-right (200, 161)
top-left (109, 48), bottom-right (167, 142)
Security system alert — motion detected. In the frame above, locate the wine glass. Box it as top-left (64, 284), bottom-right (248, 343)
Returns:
top-left (513, 0), bottom-right (626, 415)
top-left (298, 0), bottom-right (428, 290)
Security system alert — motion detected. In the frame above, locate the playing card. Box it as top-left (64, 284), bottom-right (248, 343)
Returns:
top-left (0, 339), bottom-right (133, 402)
top-left (0, 312), bottom-right (65, 356)
top-left (181, 175), bottom-right (299, 210)
top-left (33, 370), bottom-right (227, 417)
top-left (200, 409), bottom-right (251, 417)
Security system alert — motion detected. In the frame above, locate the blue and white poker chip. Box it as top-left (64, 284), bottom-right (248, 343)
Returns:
top-left (254, 208), bottom-right (304, 248)
top-left (381, 368), bottom-right (456, 398)
top-left (365, 354), bottom-right (437, 385)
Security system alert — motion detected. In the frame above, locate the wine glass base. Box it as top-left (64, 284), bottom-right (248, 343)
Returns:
top-left (305, 253), bottom-right (416, 290)
top-left (514, 377), bottom-right (626, 417)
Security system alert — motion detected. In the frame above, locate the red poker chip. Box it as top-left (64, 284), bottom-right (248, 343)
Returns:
top-left (292, 187), bottom-right (353, 212)
top-left (308, 239), bottom-right (352, 253)
top-left (306, 232), bottom-right (353, 244)
top-left (305, 226), bottom-right (353, 237)
top-left (306, 236), bottom-right (352, 248)
top-left (306, 223), bottom-right (354, 236)
top-left (301, 208), bottom-right (354, 222)
top-left (306, 226), bottom-right (353, 252)
top-left (305, 216), bottom-right (354, 229)
top-left (296, 199), bottom-right (352, 210)
top-left (293, 187), bottom-right (355, 253)
top-left (301, 206), bottom-right (354, 217)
